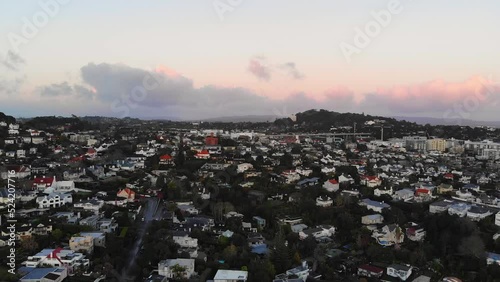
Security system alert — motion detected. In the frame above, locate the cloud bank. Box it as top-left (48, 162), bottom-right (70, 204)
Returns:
top-left (28, 62), bottom-right (500, 121)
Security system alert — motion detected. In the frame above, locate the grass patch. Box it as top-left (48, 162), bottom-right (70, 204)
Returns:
top-left (119, 227), bottom-right (128, 238)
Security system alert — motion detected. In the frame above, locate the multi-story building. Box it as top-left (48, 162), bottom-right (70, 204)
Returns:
top-left (36, 193), bottom-right (73, 209)
top-left (464, 140), bottom-right (500, 160)
top-left (69, 235), bottom-right (94, 254)
top-left (23, 248), bottom-right (89, 274)
top-left (427, 138), bottom-right (447, 152)
top-left (403, 136), bottom-right (427, 151)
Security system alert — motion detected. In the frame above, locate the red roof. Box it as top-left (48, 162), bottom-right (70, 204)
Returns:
top-left (198, 150), bottom-right (210, 155)
top-left (328, 179), bottom-right (338, 184)
top-left (416, 188), bottom-right (430, 194)
top-left (160, 154), bottom-right (172, 160)
top-left (33, 177), bottom-right (55, 185)
top-left (87, 148), bottom-right (96, 154)
top-left (118, 188), bottom-right (135, 198)
top-left (358, 264), bottom-right (384, 273)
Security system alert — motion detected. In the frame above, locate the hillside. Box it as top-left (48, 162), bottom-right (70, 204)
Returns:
top-left (274, 109), bottom-right (500, 141)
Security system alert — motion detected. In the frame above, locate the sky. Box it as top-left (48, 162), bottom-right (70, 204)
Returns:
top-left (0, 0), bottom-right (499, 121)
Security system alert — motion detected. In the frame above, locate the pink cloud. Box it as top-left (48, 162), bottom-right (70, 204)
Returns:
top-left (363, 76), bottom-right (500, 113)
top-left (247, 57), bottom-right (271, 81)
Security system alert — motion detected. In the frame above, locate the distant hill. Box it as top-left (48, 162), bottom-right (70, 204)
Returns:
top-left (200, 115), bottom-right (284, 123)
top-left (0, 112), bottom-right (16, 124)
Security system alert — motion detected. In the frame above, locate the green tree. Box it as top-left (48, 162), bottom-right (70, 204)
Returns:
top-left (52, 228), bottom-right (63, 242)
top-left (248, 259), bottom-right (276, 281)
top-left (272, 229), bottom-right (291, 273)
top-left (171, 264), bottom-right (187, 279)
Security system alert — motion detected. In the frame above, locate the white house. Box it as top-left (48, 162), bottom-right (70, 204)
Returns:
top-left (22, 248), bottom-right (89, 274)
top-left (316, 196), bottom-right (333, 207)
top-left (213, 270), bottom-right (248, 282)
top-left (372, 224), bottom-right (404, 246)
top-left (467, 206), bottom-right (493, 222)
top-left (323, 179), bottom-right (339, 192)
top-left (338, 174), bottom-right (354, 184)
top-left (361, 214), bottom-right (384, 225)
top-left (73, 199), bottom-right (104, 213)
top-left (448, 203), bottom-right (471, 217)
top-left (429, 200), bottom-right (453, 213)
top-left (299, 225), bottom-right (335, 240)
top-left (374, 186), bottom-right (393, 197)
top-left (36, 193), bottom-right (73, 209)
top-left (393, 188), bottom-right (414, 201)
top-left (173, 233), bottom-right (198, 249)
top-left (495, 212), bottom-right (500, 227)
top-left (387, 264), bottom-right (413, 281)
top-left (237, 163), bottom-right (253, 174)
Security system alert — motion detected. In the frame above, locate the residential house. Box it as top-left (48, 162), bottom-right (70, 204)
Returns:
top-left (448, 203), bottom-right (471, 217)
top-left (69, 235), bottom-right (94, 254)
top-left (158, 258), bottom-right (195, 279)
top-left (74, 199), bottom-right (104, 213)
top-left (361, 214), bottom-right (384, 225)
top-left (252, 216), bottom-right (266, 229)
top-left (79, 232), bottom-right (106, 247)
top-left (173, 232), bottom-right (198, 249)
top-left (36, 193), bottom-right (73, 209)
top-left (338, 174), bottom-right (354, 184)
top-left (22, 248), bottom-right (90, 274)
top-left (374, 186), bottom-right (393, 197)
top-left (19, 267), bottom-right (68, 282)
top-left (213, 269), bottom-right (248, 282)
top-left (360, 199), bottom-right (390, 213)
top-left (195, 150), bottom-right (210, 159)
top-left (1, 165), bottom-right (31, 179)
top-left (97, 218), bottom-right (118, 233)
top-left (284, 261), bottom-right (310, 281)
top-left (429, 200), bottom-right (454, 213)
top-left (295, 177), bottom-right (319, 189)
top-left (387, 264), bottom-right (413, 281)
top-left (372, 224), bottom-right (404, 246)
top-left (406, 223), bottom-right (426, 242)
top-left (361, 175), bottom-right (382, 187)
top-left (486, 252), bottom-right (500, 265)
top-left (467, 206), bottom-right (493, 221)
top-left (159, 154), bottom-right (174, 166)
top-left (323, 179), bottom-right (339, 192)
top-left (495, 212), bottom-right (500, 227)
top-left (393, 188), bottom-right (414, 201)
top-left (117, 188), bottom-right (136, 202)
top-left (79, 215), bottom-right (100, 229)
top-left (299, 225), bottom-right (335, 240)
top-left (437, 183), bottom-right (454, 194)
top-left (316, 196), bottom-right (333, 207)
top-left (357, 264), bottom-right (384, 278)
top-left (237, 163), bottom-right (253, 173)
top-left (247, 233), bottom-right (265, 247)
top-left (32, 176), bottom-right (56, 191)
top-left (281, 170), bottom-right (301, 184)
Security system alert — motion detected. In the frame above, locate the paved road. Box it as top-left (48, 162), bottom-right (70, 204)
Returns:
top-left (118, 197), bottom-right (160, 281)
